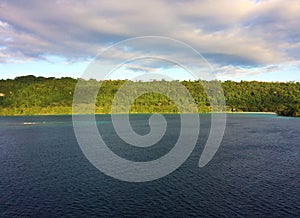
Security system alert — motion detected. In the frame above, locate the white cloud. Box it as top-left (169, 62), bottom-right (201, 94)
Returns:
top-left (0, 0), bottom-right (299, 79)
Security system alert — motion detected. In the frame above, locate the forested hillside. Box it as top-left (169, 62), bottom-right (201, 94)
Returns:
top-left (0, 75), bottom-right (299, 116)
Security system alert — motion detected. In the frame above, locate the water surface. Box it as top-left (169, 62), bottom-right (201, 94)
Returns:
top-left (0, 114), bottom-right (299, 217)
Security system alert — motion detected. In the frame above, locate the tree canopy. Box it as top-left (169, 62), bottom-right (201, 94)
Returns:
top-left (0, 76), bottom-right (299, 117)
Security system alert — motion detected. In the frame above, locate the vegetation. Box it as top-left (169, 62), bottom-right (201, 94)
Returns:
top-left (0, 75), bottom-right (299, 117)
top-left (276, 104), bottom-right (300, 117)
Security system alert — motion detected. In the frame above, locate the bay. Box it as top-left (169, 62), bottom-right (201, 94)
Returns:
top-left (0, 114), bottom-right (299, 217)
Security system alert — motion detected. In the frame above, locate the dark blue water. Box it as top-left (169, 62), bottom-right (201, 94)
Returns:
top-left (0, 114), bottom-right (299, 217)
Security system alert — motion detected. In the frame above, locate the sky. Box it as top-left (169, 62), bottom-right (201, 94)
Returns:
top-left (0, 0), bottom-right (300, 82)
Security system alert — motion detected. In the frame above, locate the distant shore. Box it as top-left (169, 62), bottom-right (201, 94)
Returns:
top-left (226, 111), bottom-right (276, 114)
top-left (0, 110), bottom-right (279, 116)
top-left (1, 111), bottom-right (298, 118)
top-left (1, 76), bottom-right (299, 118)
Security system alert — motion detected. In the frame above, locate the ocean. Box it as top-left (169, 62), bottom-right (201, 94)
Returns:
top-left (0, 114), bottom-right (299, 217)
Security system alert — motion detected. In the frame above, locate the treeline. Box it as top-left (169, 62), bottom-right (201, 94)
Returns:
top-left (0, 75), bottom-right (299, 116)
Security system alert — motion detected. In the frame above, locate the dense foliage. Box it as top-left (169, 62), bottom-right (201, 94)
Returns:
top-left (0, 75), bottom-right (299, 116)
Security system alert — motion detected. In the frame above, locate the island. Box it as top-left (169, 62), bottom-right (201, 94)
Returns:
top-left (0, 75), bottom-right (299, 117)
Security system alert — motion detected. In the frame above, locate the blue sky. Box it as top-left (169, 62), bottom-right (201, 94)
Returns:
top-left (0, 0), bottom-right (299, 82)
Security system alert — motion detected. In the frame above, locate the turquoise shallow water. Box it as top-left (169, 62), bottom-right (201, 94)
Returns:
top-left (0, 114), bottom-right (299, 217)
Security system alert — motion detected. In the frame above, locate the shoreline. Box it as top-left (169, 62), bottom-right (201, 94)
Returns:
top-left (226, 111), bottom-right (276, 114)
top-left (0, 111), bottom-right (278, 117)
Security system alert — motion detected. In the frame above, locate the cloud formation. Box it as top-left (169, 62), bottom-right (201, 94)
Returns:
top-left (0, 0), bottom-right (299, 79)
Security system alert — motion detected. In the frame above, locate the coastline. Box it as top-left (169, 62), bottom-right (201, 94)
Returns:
top-left (225, 111), bottom-right (276, 114)
top-left (0, 111), bottom-right (278, 116)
